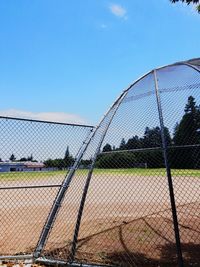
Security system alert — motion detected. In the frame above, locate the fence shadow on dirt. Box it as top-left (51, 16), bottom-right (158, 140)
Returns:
top-left (44, 213), bottom-right (200, 267)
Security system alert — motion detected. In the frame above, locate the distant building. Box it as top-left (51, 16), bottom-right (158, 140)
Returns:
top-left (0, 162), bottom-right (45, 172)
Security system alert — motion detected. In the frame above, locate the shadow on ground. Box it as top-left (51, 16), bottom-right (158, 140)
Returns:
top-left (105, 243), bottom-right (200, 267)
top-left (44, 215), bottom-right (200, 267)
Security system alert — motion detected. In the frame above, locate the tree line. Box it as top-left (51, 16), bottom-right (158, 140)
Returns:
top-left (3, 96), bottom-right (200, 170)
top-left (96, 96), bottom-right (200, 169)
top-left (43, 147), bottom-right (92, 169)
top-left (8, 154), bottom-right (37, 162)
top-left (44, 146), bottom-right (74, 169)
top-left (4, 145), bottom-right (90, 170)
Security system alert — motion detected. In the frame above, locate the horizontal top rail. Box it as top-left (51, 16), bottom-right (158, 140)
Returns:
top-left (0, 116), bottom-right (95, 128)
top-left (100, 144), bottom-right (200, 155)
top-left (0, 184), bottom-right (62, 190)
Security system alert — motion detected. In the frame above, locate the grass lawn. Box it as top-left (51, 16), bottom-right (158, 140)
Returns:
top-left (94, 168), bottom-right (200, 177)
top-left (0, 168), bottom-right (199, 182)
top-left (0, 170), bottom-right (67, 181)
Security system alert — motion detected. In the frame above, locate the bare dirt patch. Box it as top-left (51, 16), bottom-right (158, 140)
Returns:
top-left (0, 174), bottom-right (199, 266)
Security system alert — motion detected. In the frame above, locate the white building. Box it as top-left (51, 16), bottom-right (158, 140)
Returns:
top-left (0, 161), bottom-right (45, 172)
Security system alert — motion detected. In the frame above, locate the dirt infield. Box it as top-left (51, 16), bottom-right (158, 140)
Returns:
top-left (0, 173), bottom-right (199, 266)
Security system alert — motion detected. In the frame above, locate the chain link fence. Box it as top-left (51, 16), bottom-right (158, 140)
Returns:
top-left (0, 58), bottom-right (200, 267)
top-left (0, 117), bottom-right (94, 257)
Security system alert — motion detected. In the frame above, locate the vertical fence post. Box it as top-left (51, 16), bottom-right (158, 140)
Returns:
top-left (153, 70), bottom-right (184, 267)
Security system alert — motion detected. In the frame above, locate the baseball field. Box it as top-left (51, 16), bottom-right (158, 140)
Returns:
top-left (0, 169), bottom-right (199, 266)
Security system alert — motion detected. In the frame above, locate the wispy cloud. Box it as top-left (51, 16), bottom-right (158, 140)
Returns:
top-left (0, 109), bottom-right (88, 125)
top-left (100, 23), bottom-right (108, 29)
top-left (109, 4), bottom-right (127, 19)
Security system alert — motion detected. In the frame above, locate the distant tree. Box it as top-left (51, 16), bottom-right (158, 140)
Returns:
top-left (115, 126), bottom-right (171, 168)
top-left (102, 143), bottom-right (112, 152)
top-left (143, 126), bottom-right (171, 148)
top-left (9, 154), bottom-right (16, 161)
top-left (80, 159), bottom-right (92, 168)
top-left (44, 158), bottom-right (64, 169)
top-left (119, 138), bottom-right (126, 150)
top-left (64, 146), bottom-right (74, 167)
top-left (96, 152), bottom-right (136, 169)
top-left (172, 96), bottom-right (200, 168)
top-left (27, 154), bottom-right (33, 161)
top-left (19, 157), bottom-right (28, 162)
top-left (0, 158), bottom-right (2, 162)
top-left (174, 96), bottom-right (200, 145)
top-left (44, 159), bottom-right (55, 168)
top-left (170, 0), bottom-right (200, 13)
top-left (143, 127), bottom-right (161, 148)
top-left (126, 135), bottom-right (141, 150)
top-left (64, 146), bottom-right (70, 159)
top-left (142, 126), bottom-right (172, 168)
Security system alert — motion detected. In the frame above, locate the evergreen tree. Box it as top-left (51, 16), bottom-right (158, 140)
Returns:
top-left (64, 146), bottom-right (74, 168)
top-left (27, 154), bottom-right (33, 161)
top-left (119, 138), bottom-right (126, 150)
top-left (143, 126), bottom-right (171, 148)
top-left (174, 96), bottom-right (200, 146)
top-left (143, 127), bottom-right (162, 148)
top-left (126, 135), bottom-right (141, 149)
top-left (173, 96), bottom-right (200, 168)
top-left (102, 143), bottom-right (112, 152)
top-left (64, 146), bottom-right (70, 159)
top-left (19, 157), bottom-right (28, 162)
top-left (9, 154), bottom-right (16, 161)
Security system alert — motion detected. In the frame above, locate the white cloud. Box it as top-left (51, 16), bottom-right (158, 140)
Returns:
top-left (109, 4), bottom-right (127, 19)
top-left (100, 23), bottom-right (108, 29)
top-left (0, 109), bottom-right (88, 125)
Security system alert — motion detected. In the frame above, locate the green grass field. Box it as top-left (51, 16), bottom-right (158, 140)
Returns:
top-left (0, 168), bottom-right (200, 182)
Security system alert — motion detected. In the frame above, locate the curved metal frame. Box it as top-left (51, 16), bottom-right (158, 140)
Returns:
top-left (68, 61), bottom-right (199, 266)
top-left (69, 89), bottom-right (130, 262)
top-left (33, 58), bottom-right (199, 266)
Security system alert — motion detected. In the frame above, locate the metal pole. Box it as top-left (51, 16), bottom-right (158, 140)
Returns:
top-left (0, 254), bottom-right (33, 260)
top-left (181, 63), bottom-right (200, 74)
top-left (153, 70), bottom-right (184, 267)
top-left (69, 90), bottom-right (129, 262)
top-left (34, 127), bottom-right (95, 258)
top-left (36, 257), bottom-right (116, 267)
top-left (34, 89), bottom-right (128, 259)
top-left (0, 115), bottom-right (94, 128)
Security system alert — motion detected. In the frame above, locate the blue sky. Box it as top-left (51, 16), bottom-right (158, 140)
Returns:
top-left (0, 0), bottom-right (199, 126)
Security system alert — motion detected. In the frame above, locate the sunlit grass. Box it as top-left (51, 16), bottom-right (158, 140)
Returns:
top-left (93, 168), bottom-right (200, 177)
top-left (0, 168), bottom-right (199, 181)
top-left (0, 170), bottom-right (67, 181)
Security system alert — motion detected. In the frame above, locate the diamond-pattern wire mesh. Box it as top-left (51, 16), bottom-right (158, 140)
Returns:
top-left (0, 63), bottom-right (199, 267)
top-left (0, 117), bottom-right (93, 255)
top-left (157, 65), bottom-right (200, 264)
top-left (69, 73), bottom-right (176, 266)
top-left (41, 95), bottom-right (122, 261)
top-left (0, 187), bottom-right (58, 255)
top-left (41, 65), bottom-right (199, 266)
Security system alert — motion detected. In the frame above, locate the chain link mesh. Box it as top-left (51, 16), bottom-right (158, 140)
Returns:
top-left (0, 62), bottom-right (199, 267)
top-left (157, 65), bottom-right (200, 265)
top-left (0, 117), bottom-right (93, 256)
